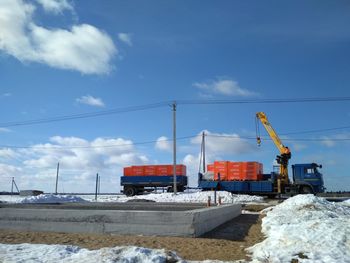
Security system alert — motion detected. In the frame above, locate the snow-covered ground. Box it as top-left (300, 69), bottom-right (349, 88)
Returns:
top-left (82, 191), bottom-right (264, 204)
top-left (1, 194), bottom-right (350, 262)
top-left (248, 195), bottom-right (350, 263)
top-left (0, 191), bottom-right (264, 204)
top-left (0, 244), bottom-right (185, 263)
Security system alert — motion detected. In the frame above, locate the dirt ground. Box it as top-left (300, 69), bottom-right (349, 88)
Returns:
top-left (0, 206), bottom-right (267, 261)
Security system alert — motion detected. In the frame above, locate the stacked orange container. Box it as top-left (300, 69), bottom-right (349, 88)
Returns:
top-left (227, 162), bottom-right (242, 180)
top-left (123, 165), bottom-right (186, 176)
top-left (207, 161), bottom-right (264, 181)
top-left (213, 161), bottom-right (228, 180)
top-left (241, 162), bottom-right (263, 180)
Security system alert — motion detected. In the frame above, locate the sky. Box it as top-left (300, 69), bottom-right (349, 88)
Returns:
top-left (0, 0), bottom-right (350, 193)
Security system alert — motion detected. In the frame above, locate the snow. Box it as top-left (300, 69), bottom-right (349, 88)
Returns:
top-left (18, 194), bottom-right (88, 204)
top-left (247, 194), bottom-right (350, 263)
top-left (0, 244), bottom-right (184, 263)
top-left (81, 191), bottom-right (264, 204)
top-left (0, 192), bottom-right (263, 204)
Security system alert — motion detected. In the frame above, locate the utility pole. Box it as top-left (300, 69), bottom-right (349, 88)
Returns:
top-left (95, 173), bottom-right (99, 201)
top-left (202, 131), bottom-right (206, 173)
top-left (11, 177), bottom-right (19, 195)
top-left (55, 162), bottom-right (59, 195)
top-left (172, 102), bottom-right (177, 194)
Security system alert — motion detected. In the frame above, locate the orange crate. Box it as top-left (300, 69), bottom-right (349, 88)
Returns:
top-left (207, 164), bottom-right (214, 172)
top-left (156, 164), bottom-right (186, 176)
top-left (241, 162), bottom-right (263, 180)
top-left (131, 166), bottom-right (145, 176)
top-left (214, 161), bottom-right (228, 181)
top-left (227, 162), bottom-right (243, 181)
top-left (144, 165), bottom-right (157, 176)
top-left (123, 167), bottom-right (133, 176)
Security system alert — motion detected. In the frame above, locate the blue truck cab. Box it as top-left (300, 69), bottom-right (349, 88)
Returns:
top-left (291, 163), bottom-right (325, 194)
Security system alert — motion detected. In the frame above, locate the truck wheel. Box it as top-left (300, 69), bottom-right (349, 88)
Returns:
top-left (167, 186), bottom-right (174, 193)
top-left (300, 186), bottom-right (313, 194)
top-left (125, 187), bottom-right (136, 196)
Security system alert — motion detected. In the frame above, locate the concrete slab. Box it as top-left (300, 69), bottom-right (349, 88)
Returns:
top-left (0, 203), bottom-right (241, 237)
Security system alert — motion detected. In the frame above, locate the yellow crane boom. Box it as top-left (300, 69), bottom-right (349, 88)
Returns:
top-left (256, 112), bottom-right (291, 192)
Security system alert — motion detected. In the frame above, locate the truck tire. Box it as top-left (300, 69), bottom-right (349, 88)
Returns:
top-left (300, 186), bottom-right (313, 194)
top-left (124, 187), bottom-right (136, 196)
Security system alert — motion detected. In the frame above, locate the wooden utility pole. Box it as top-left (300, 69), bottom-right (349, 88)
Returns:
top-left (55, 162), bottom-right (59, 195)
top-left (172, 102), bottom-right (177, 194)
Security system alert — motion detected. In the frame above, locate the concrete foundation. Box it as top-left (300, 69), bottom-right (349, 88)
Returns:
top-left (0, 202), bottom-right (241, 237)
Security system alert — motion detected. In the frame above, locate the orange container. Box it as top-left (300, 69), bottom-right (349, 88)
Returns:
top-left (156, 165), bottom-right (169, 175)
top-left (131, 165), bottom-right (145, 176)
top-left (214, 161), bottom-right (228, 180)
top-left (227, 162), bottom-right (243, 181)
top-left (156, 164), bottom-right (186, 176)
top-left (123, 167), bottom-right (133, 176)
top-left (207, 164), bottom-right (214, 172)
top-left (144, 165), bottom-right (157, 176)
top-left (241, 162), bottom-right (263, 180)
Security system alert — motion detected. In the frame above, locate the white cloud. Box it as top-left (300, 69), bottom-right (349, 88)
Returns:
top-left (118, 33), bottom-right (132, 46)
top-left (0, 0), bottom-right (117, 74)
top-left (191, 130), bottom-right (255, 155)
top-left (0, 148), bottom-right (17, 159)
top-left (155, 136), bottom-right (172, 152)
top-left (76, 95), bottom-right (105, 107)
top-left (2, 135), bottom-right (149, 192)
top-left (35, 0), bottom-right (73, 14)
top-left (193, 78), bottom-right (257, 97)
top-left (2, 93), bottom-right (12, 97)
top-left (0, 128), bottom-right (11, 132)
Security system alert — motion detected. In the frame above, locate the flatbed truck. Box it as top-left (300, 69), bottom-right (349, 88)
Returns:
top-left (198, 162), bottom-right (325, 196)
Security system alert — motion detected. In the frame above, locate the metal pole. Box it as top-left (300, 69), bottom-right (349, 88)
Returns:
top-left (202, 132), bottom-right (206, 173)
top-left (98, 174), bottom-right (100, 194)
top-left (13, 179), bottom-right (19, 193)
top-left (173, 102), bottom-right (177, 194)
top-left (55, 162), bottom-right (59, 195)
top-left (11, 177), bottom-right (14, 195)
top-left (95, 173), bottom-right (99, 201)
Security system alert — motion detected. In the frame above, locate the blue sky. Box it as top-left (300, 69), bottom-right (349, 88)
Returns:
top-left (0, 0), bottom-right (349, 193)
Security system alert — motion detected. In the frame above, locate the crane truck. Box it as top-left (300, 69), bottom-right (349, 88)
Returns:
top-left (198, 112), bottom-right (325, 196)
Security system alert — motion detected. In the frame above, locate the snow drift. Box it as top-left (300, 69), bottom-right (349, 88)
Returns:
top-left (19, 194), bottom-right (87, 204)
top-left (0, 244), bottom-right (183, 263)
top-left (248, 194), bottom-right (350, 263)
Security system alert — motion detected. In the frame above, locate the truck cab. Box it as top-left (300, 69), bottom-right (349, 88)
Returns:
top-left (292, 163), bottom-right (325, 194)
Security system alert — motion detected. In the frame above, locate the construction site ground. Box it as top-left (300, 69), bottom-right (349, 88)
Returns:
top-left (0, 204), bottom-right (268, 261)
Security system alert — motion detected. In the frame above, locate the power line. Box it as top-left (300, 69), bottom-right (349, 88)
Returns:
top-left (205, 134), bottom-right (350, 142)
top-left (177, 97), bottom-right (350, 105)
top-left (0, 101), bottom-right (170, 128)
top-left (1, 97), bottom-right (350, 128)
top-left (279, 125), bottom-right (350, 135)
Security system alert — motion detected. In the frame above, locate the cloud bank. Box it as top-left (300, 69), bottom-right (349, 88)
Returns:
top-left (0, 0), bottom-right (117, 74)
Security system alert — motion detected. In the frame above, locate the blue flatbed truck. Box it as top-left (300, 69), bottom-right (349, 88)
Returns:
top-left (121, 175), bottom-right (188, 196)
top-left (198, 163), bottom-right (325, 196)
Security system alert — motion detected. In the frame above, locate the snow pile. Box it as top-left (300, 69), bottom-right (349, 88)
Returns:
top-left (19, 194), bottom-right (88, 204)
top-left (0, 244), bottom-right (184, 263)
top-left (90, 191), bottom-right (264, 204)
top-left (248, 194), bottom-right (350, 263)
